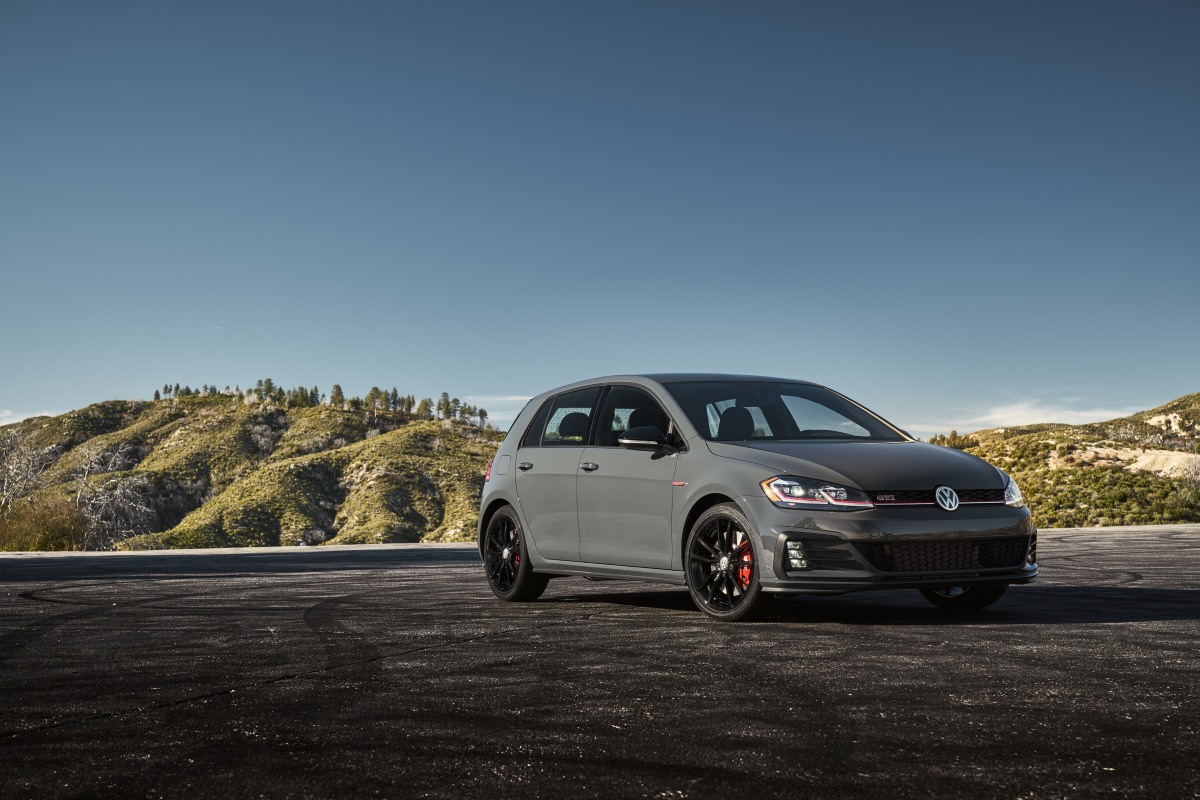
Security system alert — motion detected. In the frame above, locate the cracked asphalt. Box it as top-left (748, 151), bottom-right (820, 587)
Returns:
top-left (2, 527), bottom-right (1198, 799)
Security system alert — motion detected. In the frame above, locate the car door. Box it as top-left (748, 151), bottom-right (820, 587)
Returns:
top-left (513, 386), bottom-right (601, 563)
top-left (577, 386), bottom-right (678, 569)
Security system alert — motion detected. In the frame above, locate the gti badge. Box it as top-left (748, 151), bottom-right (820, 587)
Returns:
top-left (935, 485), bottom-right (960, 511)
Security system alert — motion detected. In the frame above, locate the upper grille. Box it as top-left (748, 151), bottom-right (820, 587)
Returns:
top-left (869, 488), bottom-right (1005, 505)
top-left (855, 537), bottom-right (1030, 572)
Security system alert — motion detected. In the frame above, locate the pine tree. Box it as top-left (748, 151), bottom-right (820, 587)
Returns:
top-left (416, 397), bottom-right (433, 419)
top-left (364, 387), bottom-right (383, 420)
top-left (389, 388), bottom-right (399, 411)
top-left (330, 384), bottom-right (345, 407)
top-left (153, 389), bottom-right (161, 401)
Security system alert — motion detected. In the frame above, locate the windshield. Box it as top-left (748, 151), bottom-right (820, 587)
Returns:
top-left (663, 380), bottom-right (905, 442)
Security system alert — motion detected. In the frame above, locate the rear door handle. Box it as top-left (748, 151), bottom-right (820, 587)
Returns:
top-left (580, 462), bottom-right (599, 472)
top-left (517, 462), bottom-right (533, 471)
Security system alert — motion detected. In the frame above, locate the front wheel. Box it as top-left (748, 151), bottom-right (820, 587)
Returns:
top-left (685, 503), bottom-right (767, 622)
top-left (483, 506), bottom-right (549, 602)
top-left (919, 584), bottom-right (1008, 612)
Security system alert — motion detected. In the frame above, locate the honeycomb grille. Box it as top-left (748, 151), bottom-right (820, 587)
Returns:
top-left (855, 537), bottom-right (1030, 572)
top-left (957, 488), bottom-right (1006, 503)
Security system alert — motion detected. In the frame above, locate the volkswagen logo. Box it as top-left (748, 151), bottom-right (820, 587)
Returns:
top-left (935, 485), bottom-right (960, 512)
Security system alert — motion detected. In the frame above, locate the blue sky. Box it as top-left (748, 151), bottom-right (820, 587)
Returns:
top-left (1, 1), bottom-right (1197, 435)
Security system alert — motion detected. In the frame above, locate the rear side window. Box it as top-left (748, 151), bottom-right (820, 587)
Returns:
top-left (535, 387), bottom-right (602, 447)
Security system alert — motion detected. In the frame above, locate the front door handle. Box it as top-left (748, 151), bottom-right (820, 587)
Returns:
top-left (517, 462), bottom-right (533, 471)
top-left (580, 462), bottom-right (599, 472)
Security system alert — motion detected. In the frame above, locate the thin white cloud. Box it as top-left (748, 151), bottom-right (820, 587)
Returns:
top-left (462, 394), bottom-right (534, 428)
top-left (904, 401), bottom-right (1141, 438)
top-left (0, 409), bottom-right (60, 427)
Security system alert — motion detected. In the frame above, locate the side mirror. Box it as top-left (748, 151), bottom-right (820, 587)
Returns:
top-left (618, 426), bottom-right (669, 451)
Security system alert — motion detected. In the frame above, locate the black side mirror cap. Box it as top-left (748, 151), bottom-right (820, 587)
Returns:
top-left (618, 426), bottom-right (669, 451)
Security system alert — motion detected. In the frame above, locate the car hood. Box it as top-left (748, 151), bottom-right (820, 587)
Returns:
top-left (705, 440), bottom-right (1003, 491)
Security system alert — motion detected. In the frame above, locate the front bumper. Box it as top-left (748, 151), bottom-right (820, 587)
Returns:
top-left (741, 495), bottom-right (1038, 595)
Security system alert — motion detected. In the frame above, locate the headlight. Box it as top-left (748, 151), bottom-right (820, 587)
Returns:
top-left (998, 470), bottom-right (1025, 508)
top-left (760, 476), bottom-right (874, 511)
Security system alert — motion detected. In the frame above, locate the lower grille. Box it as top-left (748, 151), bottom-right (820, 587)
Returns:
top-left (855, 537), bottom-right (1030, 572)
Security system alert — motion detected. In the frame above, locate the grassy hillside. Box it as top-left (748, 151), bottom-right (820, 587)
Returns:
top-left (1, 395), bottom-right (501, 550)
top-left (930, 394), bottom-right (1200, 528)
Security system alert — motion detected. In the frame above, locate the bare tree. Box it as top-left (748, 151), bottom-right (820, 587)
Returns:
top-left (1183, 458), bottom-right (1200, 491)
top-left (72, 442), bottom-right (155, 550)
top-left (71, 442), bottom-right (137, 505)
top-left (76, 474), bottom-right (155, 550)
top-left (0, 429), bottom-right (58, 513)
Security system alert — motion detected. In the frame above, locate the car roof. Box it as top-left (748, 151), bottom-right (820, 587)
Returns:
top-left (640, 373), bottom-right (818, 385)
top-left (536, 374), bottom-right (820, 398)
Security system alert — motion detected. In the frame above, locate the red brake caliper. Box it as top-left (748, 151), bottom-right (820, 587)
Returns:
top-left (736, 541), bottom-right (752, 589)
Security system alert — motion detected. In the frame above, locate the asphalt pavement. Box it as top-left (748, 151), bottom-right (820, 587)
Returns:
top-left (2, 527), bottom-right (1198, 799)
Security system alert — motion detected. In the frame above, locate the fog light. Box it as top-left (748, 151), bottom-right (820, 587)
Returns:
top-left (786, 540), bottom-right (809, 570)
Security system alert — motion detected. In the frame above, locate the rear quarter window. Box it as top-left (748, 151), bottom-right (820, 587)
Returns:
top-left (520, 400), bottom-right (552, 447)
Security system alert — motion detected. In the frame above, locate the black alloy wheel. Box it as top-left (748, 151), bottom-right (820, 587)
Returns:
top-left (919, 583), bottom-right (1008, 612)
top-left (483, 506), bottom-right (549, 602)
top-left (685, 503), bottom-right (766, 621)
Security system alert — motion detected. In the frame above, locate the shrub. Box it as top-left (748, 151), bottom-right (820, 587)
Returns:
top-left (0, 498), bottom-right (91, 551)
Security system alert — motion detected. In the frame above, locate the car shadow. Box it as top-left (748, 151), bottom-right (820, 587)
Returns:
top-left (554, 584), bottom-right (1200, 626)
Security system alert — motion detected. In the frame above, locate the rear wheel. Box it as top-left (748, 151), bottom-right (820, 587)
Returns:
top-left (685, 503), bottom-right (766, 622)
top-left (919, 584), bottom-right (1008, 612)
top-left (483, 506), bottom-right (549, 602)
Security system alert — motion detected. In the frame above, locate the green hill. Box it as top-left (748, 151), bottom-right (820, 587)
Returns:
top-left (929, 394), bottom-right (1200, 528)
top-left (1, 394), bottom-right (502, 551)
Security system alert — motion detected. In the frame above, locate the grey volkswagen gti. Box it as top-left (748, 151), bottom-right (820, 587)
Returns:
top-left (478, 374), bottom-right (1036, 621)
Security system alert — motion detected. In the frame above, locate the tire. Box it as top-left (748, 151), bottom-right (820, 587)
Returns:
top-left (919, 583), bottom-right (1008, 612)
top-left (685, 503), bottom-right (767, 622)
top-left (483, 506), bottom-right (549, 602)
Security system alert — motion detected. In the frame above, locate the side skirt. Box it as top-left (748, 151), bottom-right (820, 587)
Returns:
top-left (535, 559), bottom-right (687, 586)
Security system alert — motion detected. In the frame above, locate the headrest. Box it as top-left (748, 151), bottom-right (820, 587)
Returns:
top-left (628, 407), bottom-right (668, 432)
top-left (558, 411), bottom-right (590, 440)
top-left (716, 406), bottom-right (754, 440)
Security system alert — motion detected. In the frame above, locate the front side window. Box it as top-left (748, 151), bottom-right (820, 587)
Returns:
top-left (665, 381), bottom-right (903, 442)
top-left (593, 386), bottom-right (673, 447)
top-left (540, 387), bottom-right (602, 446)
